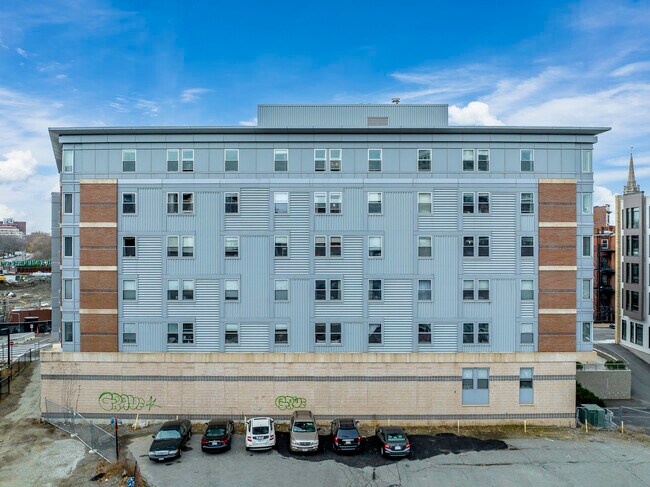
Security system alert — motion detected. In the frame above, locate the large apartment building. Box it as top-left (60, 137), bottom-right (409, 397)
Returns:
top-left (43, 104), bottom-right (606, 424)
top-left (617, 154), bottom-right (650, 356)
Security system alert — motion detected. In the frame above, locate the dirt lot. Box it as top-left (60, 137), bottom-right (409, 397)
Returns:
top-left (1, 277), bottom-right (52, 310)
top-left (0, 364), bottom-right (128, 487)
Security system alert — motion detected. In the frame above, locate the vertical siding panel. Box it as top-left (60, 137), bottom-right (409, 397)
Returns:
top-left (194, 280), bottom-right (219, 352)
top-left (368, 192), bottom-right (414, 275)
top-left (430, 189), bottom-right (458, 232)
top-left (123, 236), bottom-right (162, 318)
top-left (433, 236), bottom-right (458, 318)
top-left (225, 188), bottom-right (270, 231)
top-left (275, 193), bottom-right (310, 274)
top-left (368, 280), bottom-right (413, 352)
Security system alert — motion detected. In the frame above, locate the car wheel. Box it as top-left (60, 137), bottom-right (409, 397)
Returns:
top-left (246, 446), bottom-right (250, 451)
top-left (381, 447), bottom-right (385, 457)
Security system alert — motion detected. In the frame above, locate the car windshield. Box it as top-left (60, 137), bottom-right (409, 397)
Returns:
top-left (387, 433), bottom-right (406, 442)
top-left (252, 426), bottom-right (269, 435)
top-left (338, 428), bottom-right (359, 439)
top-left (206, 427), bottom-right (226, 436)
top-left (155, 429), bottom-right (181, 440)
top-left (293, 421), bottom-right (316, 433)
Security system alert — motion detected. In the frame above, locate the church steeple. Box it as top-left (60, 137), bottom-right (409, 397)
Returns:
top-left (624, 148), bottom-right (640, 194)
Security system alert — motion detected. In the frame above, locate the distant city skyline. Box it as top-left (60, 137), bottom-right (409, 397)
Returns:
top-left (2, 0), bottom-right (650, 231)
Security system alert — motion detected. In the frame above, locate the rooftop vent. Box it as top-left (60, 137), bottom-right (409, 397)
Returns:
top-left (367, 116), bottom-right (389, 127)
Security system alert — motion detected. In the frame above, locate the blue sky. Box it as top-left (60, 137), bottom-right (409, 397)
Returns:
top-left (1, 0), bottom-right (650, 231)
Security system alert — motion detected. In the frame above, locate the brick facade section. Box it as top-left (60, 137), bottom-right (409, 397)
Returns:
top-left (538, 181), bottom-right (577, 352)
top-left (79, 182), bottom-right (118, 352)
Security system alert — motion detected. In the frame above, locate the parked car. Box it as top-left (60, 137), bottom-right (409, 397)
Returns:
top-left (375, 426), bottom-right (411, 458)
top-left (201, 419), bottom-right (235, 453)
top-left (245, 417), bottom-right (276, 451)
top-left (331, 418), bottom-right (363, 454)
top-left (289, 410), bottom-right (319, 453)
top-left (148, 419), bottom-right (193, 462)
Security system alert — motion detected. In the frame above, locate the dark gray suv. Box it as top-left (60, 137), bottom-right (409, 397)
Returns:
top-left (331, 418), bottom-right (362, 454)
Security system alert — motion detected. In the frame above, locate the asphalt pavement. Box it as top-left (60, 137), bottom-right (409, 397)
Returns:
top-left (0, 334), bottom-right (54, 366)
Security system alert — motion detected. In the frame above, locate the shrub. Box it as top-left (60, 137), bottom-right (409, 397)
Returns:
top-left (604, 360), bottom-right (626, 370)
top-left (576, 382), bottom-right (606, 408)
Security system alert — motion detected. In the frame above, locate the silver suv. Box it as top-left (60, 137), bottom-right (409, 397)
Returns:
top-left (289, 410), bottom-right (319, 453)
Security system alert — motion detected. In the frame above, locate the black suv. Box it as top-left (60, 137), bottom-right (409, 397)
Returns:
top-left (331, 418), bottom-right (362, 454)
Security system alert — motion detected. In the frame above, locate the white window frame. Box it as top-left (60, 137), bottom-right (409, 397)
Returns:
top-left (315, 322), bottom-right (342, 345)
top-left (274, 148), bottom-right (289, 172)
top-left (463, 279), bottom-right (475, 301)
top-left (181, 235), bottom-right (195, 258)
top-left (582, 193), bottom-right (593, 214)
top-left (182, 279), bottom-right (194, 301)
top-left (477, 149), bottom-right (490, 172)
top-left (314, 149), bottom-right (327, 172)
top-left (122, 192), bottom-right (136, 215)
top-left (225, 236), bottom-right (240, 258)
top-left (521, 149), bottom-right (534, 172)
top-left (274, 192), bottom-right (289, 215)
top-left (63, 278), bottom-right (73, 300)
top-left (368, 192), bottom-right (383, 215)
top-left (63, 321), bottom-right (74, 342)
top-left (462, 149), bottom-right (475, 172)
top-left (368, 149), bottom-right (382, 172)
top-left (418, 323), bottom-right (432, 344)
top-left (123, 236), bottom-right (137, 258)
top-left (167, 279), bottom-right (179, 301)
top-left (225, 148), bottom-right (239, 172)
top-left (582, 236), bottom-right (592, 257)
top-left (418, 192), bottom-right (432, 215)
top-left (368, 323), bottom-right (383, 345)
top-left (368, 236), bottom-right (383, 258)
top-left (582, 278), bottom-right (592, 300)
top-left (123, 323), bottom-right (137, 344)
top-left (62, 150), bottom-right (74, 173)
top-left (182, 322), bottom-right (195, 344)
top-left (330, 235), bottom-right (342, 258)
top-left (581, 150), bottom-right (593, 172)
top-left (329, 192), bottom-right (342, 214)
top-left (418, 279), bottom-right (432, 301)
top-left (274, 323), bottom-right (289, 345)
top-left (274, 235), bottom-right (289, 258)
top-left (582, 322), bottom-right (592, 343)
top-left (122, 279), bottom-right (137, 301)
top-left (521, 280), bottom-right (534, 301)
top-left (224, 279), bottom-right (240, 302)
top-left (225, 192), bottom-right (239, 214)
top-left (417, 148), bottom-right (432, 172)
top-left (601, 238), bottom-right (609, 250)
top-left (521, 193), bottom-right (534, 214)
top-left (463, 192), bottom-right (475, 214)
top-left (181, 192), bottom-right (194, 214)
top-left (167, 149), bottom-right (179, 172)
top-left (166, 192), bottom-right (179, 214)
top-left (225, 323), bottom-right (239, 344)
top-left (478, 279), bottom-right (490, 301)
top-left (521, 323), bottom-right (534, 344)
top-left (274, 279), bottom-right (289, 301)
top-left (181, 149), bottom-right (194, 172)
top-left (418, 236), bottom-right (432, 258)
top-left (63, 236), bottom-right (73, 258)
top-left (368, 279), bottom-right (383, 301)
top-left (63, 193), bottom-right (73, 215)
top-left (478, 192), bottom-right (490, 214)
top-left (314, 279), bottom-right (342, 301)
top-left (329, 149), bottom-right (342, 172)
top-left (167, 236), bottom-right (179, 257)
top-left (122, 149), bottom-right (136, 172)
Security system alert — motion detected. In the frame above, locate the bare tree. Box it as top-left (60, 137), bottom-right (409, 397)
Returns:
top-left (0, 235), bottom-right (26, 256)
top-left (26, 232), bottom-right (51, 260)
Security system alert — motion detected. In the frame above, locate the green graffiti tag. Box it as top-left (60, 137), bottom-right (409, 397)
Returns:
top-left (98, 392), bottom-right (161, 412)
top-left (275, 395), bottom-right (307, 410)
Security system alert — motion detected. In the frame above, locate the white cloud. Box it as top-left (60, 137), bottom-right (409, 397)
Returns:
top-left (55, 74), bottom-right (68, 80)
top-left (109, 95), bottom-right (159, 117)
top-left (449, 102), bottom-right (504, 126)
top-left (594, 185), bottom-right (616, 209)
top-left (16, 47), bottom-right (27, 58)
top-left (611, 61), bottom-right (650, 77)
top-left (0, 149), bottom-right (38, 181)
top-left (180, 88), bottom-right (211, 103)
top-left (239, 117), bottom-right (257, 126)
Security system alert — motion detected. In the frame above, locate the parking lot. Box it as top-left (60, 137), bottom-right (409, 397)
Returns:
top-left (129, 428), bottom-right (650, 486)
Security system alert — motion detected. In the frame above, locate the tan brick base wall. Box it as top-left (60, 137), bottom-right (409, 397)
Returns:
top-left (40, 351), bottom-right (592, 426)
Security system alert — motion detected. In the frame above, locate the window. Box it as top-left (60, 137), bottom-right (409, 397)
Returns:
top-left (63, 279), bottom-right (73, 300)
top-left (182, 279), bottom-right (194, 300)
top-left (225, 236), bottom-right (239, 258)
top-left (478, 193), bottom-right (490, 214)
top-left (167, 193), bottom-right (179, 214)
top-left (167, 236), bottom-right (179, 257)
top-left (631, 263), bottom-right (639, 284)
top-left (225, 279), bottom-right (239, 301)
top-left (582, 322), bottom-right (592, 343)
top-left (582, 193), bottom-right (592, 214)
top-left (315, 280), bottom-right (326, 301)
top-left (418, 236), bottom-right (432, 257)
top-left (521, 237), bottom-right (534, 257)
top-left (463, 236), bottom-right (489, 257)
top-left (478, 280), bottom-right (490, 300)
top-left (63, 150), bottom-right (74, 173)
top-left (368, 279), bottom-right (382, 301)
top-left (275, 324), bottom-right (289, 345)
top-left (329, 192), bottom-right (342, 214)
top-left (314, 193), bottom-right (326, 214)
top-left (521, 280), bottom-right (534, 300)
top-left (167, 149), bottom-right (179, 171)
top-left (582, 236), bottom-right (592, 257)
top-left (275, 235), bottom-right (289, 257)
top-left (463, 237), bottom-right (474, 257)
top-left (123, 237), bottom-right (136, 257)
top-left (274, 192), bottom-right (289, 214)
top-left (368, 236), bottom-right (382, 258)
top-left (635, 323), bottom-right (643, 346)
top-left (225, 324), bottom-right (239, 344)
top-left (63, 236), bottom-right (73, 257)
top-left (622, 320), bottom-right (627, 341)
top-left (225, 192), bottom-right (239, 214)
top-left (274, 149), bottom-right (288, 171)
top-left (520, 368), bottom-right (533, 404)
top-left (330, 149), bottom-right (342, 172)
top-left (521, 149), bottom-right (534, 172)
top-left (182, 323), bottom-right (194, 344)
top-left (315, 322), bottom-right (341, 344)
top-left (368, 192), bottom-right (382, 214)
top-left (462, 368), bottom-right (489, 405)
top-left (330, 279), bottom-right (341, 300)
top-left (478, 237), bottom-right (490, 257)
top-left (122, 280), bottom-right (136, 300)
top-left (225, 149), bottom-right (239, 172)
top-left (418, 279), bottom-right (432, 301)
top-left (167, 323), bottom-right (179, 343)
top-left (463, 280), bottom-right (474, 300)
top-left (582, 150), bottom-right (592, 172)
top-left (167, 280), bottom-right (179, 300)
top-left (63, 193), bottom-right (73, 214)
top-left (462, 149), bottom-right (475, 171)
top-left (626, 290), bottom-right (640, 311)
top-left (123, 323), bottom-right (136, 344)
top-left (182, 193), bottom-right (194, 213)
top-left (463, 323), bottom-right (475, 344)
top-left (601, 238), bottom-right (609, 249)
top-left (418, 323), bottom-right (432, 344)
top-left (275, 280), bottom-right (289, 301)
top-left (582, 279), bottom-right (592, 300)
top-left (314, 236), bottom-right (327, 257)
top-left (368, 149), bottom-right (382, 171)
top-left (521, 193), bottom-right (534, 214)
top-left (122, 149), bottom-right (136, 172)
top-left (122, 193), bottom-right (136, 214)
top-left (63, 321), bottom-right (73, 342)
top-left (418, 193), bottom-right (432, 214)
top-left (631, 208), bottom-right (640, 228)
top-left (417, 149), bottom-right (431, 171)
top-left (314, 149), bottom-right (326, 172)
top-left (315, 279), bottom-right (341, 301)
top-left (477, 149), bottom-right (489, 172)
top-left (368, 323), bottom-right (382, 344)
top-left (182, 236), bottom-right (194, 257)
top-left (330, 236), bottom-right (342, 257)
top-left (275, 279), bottom-right (289, 301)
top-left (463, 193), bottom-right (474, 214)
top-left (521, 323), bottom-right (534, 344)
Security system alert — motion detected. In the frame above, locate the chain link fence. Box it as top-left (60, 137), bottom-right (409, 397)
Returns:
top-left (43, 398), bottom-right (117, 463)
top-left (0, 348), bottom-right (38, 400)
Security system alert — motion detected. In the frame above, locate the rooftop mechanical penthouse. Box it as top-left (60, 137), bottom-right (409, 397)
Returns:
top-left (43, 104), bottom-right (609, 424)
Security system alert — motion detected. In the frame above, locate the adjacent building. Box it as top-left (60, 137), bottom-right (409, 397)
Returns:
top-left (617, 154), bottom-right (650, 356)
top-left (42, 104), bottom-right (606, 424)
top-left (594, 206), bottom-right (615, 323)
top-left (0, 218), bottom-right (26, 238)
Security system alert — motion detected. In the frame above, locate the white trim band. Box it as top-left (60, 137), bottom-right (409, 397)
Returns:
top-left (80, 222), bottom-right (117, 228)
top-left (539, 266), bottom-right (577, 271)
top-left (79, 309), bottom-right (118, 315)
top-left (539, 309), bottom-right (577, 315)
top-left (539, 222), bottom-right (577, 227)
